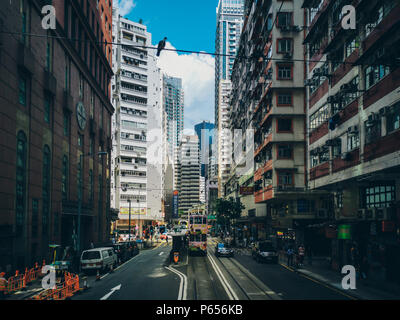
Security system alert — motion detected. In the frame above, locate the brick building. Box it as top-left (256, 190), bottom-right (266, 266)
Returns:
top-left (303, 0), bottom-right (400, 283)
top-left (0, 0), bottom-right (114, 271)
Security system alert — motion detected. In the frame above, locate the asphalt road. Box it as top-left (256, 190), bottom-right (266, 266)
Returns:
top-left (233, 251), bottom-right (352, 300)
top-left (73, 242), bottom-right (182, 300)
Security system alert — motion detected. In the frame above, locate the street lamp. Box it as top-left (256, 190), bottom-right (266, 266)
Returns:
top-left (77, 151), bottom-right (107, 255)
top-left (127, 199), bottom-right (131, 241)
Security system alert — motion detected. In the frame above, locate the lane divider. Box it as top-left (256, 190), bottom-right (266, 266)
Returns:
top-left (165, 266), bottom-right (187, 300)
top-left (207, 253), bottom-right (239, 300)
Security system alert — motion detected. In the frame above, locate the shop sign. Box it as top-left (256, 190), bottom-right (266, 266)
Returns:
top-left (240, 186), bottom-right (254, 195)
top-left (382, 221), bottom-right (395, 232)
top-left (338, 224), bottom-right (351, 240)
top-left (325, 227), bottom-right (337, 239)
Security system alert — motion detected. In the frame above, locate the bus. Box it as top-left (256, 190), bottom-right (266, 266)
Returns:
top-left (188, 211), bottom-right (208, 256)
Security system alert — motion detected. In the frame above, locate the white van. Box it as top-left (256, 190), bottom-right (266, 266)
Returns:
top-left (80, 247), bottom-right (118, 273)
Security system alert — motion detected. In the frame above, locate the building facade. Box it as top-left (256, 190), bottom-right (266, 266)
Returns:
top-left (215, 0), bottom-right (245, 196)
top-left (176, 135), bottom-right (200, 216)
top-left (0, 0), bottom-right (114, 271)
top-left (111, 10), bottom-right (163, 236)
top-left (303, 0), bottom-right (400, 283)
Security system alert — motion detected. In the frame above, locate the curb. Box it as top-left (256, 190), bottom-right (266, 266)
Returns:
top-left (279, 262), bottom-right (360, 300)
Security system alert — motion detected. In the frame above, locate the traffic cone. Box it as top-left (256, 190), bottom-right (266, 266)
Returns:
top-left (95, 269), bottom-right (101, 281)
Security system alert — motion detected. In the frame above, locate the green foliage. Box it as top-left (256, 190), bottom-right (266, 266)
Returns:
top-left (215, 197), bottom-right (245, 227)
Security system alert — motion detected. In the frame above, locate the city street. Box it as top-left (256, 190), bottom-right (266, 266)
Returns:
top-left (72, 238), bottom-right (352, 300)
top-left (73, 243), bottom-right (182, 300)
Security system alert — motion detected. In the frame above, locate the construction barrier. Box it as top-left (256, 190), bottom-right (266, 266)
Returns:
top-left (30, 271), bottom-right (80, 300)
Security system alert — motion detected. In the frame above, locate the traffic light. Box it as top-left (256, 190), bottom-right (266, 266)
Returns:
top-left (285, 205), bottom-right (289, 215)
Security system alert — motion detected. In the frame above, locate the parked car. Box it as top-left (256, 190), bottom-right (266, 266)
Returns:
top-left (80, 247), bottom-right (118, 274)
top-left (215, 243), bottom-right (234, 257)
top-left (113, 243), bottom-right (129, 263)
top-left (252, 241), bottom-right (278, 263)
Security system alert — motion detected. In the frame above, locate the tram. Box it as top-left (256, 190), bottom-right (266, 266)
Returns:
top-left (188, 207), bottom-right (208, 256)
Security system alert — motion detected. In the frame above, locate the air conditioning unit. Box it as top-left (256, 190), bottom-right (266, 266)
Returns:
top-left (280, 25), bottom-right (291, 32)
top-left (364, 208), bottom-right (374, 220)
top-left (317, 209), bottom-right (328, 219)
top-left (340, 83), bottom-right (351, 92)
top-left (348, 125), bottom-right (358, 134)
top-left (327, 96), bottom-right (337, 104)
top-left (341, 152), bottom-right (352, 161)
top-left (379, 106), bottom-right (391, 116)
top-left (367, 113), bottom-right (380, 123)
top-left (291, 25), bottom-right (302, 32)
top-left (325, 139), bottom-right (335, 147)
top-left (376, 207), bottom-right (391, 220)
top-left (313, 68), bottom-right (322, 76)
top-left (304, 79), bottom-right (313, 86)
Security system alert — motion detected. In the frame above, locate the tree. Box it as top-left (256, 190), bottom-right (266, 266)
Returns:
top-left (215, 197), bottom-right (245, 235)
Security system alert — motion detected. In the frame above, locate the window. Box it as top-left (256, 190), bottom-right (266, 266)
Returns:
top-left (20, 0), bottom-right (29, 45)
top-left (62, 155), bottom-right (68, 200)
top-left (79, 74), bottom-right (84, 99)
top-left (63, 113), bottom-right (70, 137)
top-left (365, 65), bottom-right (390, 90)
top-left (277, 39), bottom-right (293, 53)
top-left (32, 199), bottom-right (38, 237)
top-left (277, 119), bottom-right (292, 132)
top-left (341, 76), bottom-right (360, 107)
top-left (45, 35), bottom-right (53, 72)
top-left (278, 144), bottom-right (293, 159)
top-left (347, 133), bottom-right (360, 151)
top-left (16, 131), bottom-right (27, 236)
top-left (19, 76), bottom-right (27, 106)
top-left (89, 169), bottom-right (94, 203)
top-left (333, 140), bottom-right (342, 158)
top-left (42, 146), bottom-right (51, 236)
top-left (277, 93), bottom-right (292, 106)
top-left (363, 184), bottom-right (395, 208)
top-left (310, 104), bottom-right (329, 131)
top-left (277, 65), bottom-right (292, 80)
top-left (44, 95), bottom-right (51, 124)
top-left (319, 146), bottom-right (329, 163)
top-left (277, 12), bottom-right (293, 27)
top-left (345, 36), bottom-right (359, 58)
top-left (331, 46), bottom-right (344, 71)
top-left (278, 171), bottom-right (293, 186)
top-left (365, 120), bottom-right (381, 144)
top-left (387, 103), bottom-right (400, 133)
top-left (310, 152), bottom-right (319, 168)
top-left (78, 134), bottom-right (84, 148)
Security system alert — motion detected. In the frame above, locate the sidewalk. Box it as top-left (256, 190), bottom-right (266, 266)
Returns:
top-left (277, 251), bottom-right (400, 300)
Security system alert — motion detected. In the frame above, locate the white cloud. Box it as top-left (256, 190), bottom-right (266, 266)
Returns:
top-left (156, 42), bottom-right (215, 130)
top-left (118, 0), bottom-right (136, 16)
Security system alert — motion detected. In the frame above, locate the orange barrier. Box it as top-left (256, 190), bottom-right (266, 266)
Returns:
top-left (30, 272), bottom-right (80, 300)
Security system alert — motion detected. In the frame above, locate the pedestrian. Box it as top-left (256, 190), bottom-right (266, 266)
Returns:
top-left (287, 247), bottom-right (294, 267)
top-left (90, 241), bottom-right (94, 249)
top-left (306, 246), bottom-right (313, 265)
top-left (166, 235), bottom-right (169, 245)
top-left (360, 256), bottom-right (369, 280)
top-left (243, 237), bottom-right (247, 248)
top-left (298, 244), bottom-right (305, 266)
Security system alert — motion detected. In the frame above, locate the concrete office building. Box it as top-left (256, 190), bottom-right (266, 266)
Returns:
top-left (111, 9), bottom-right (163, 236)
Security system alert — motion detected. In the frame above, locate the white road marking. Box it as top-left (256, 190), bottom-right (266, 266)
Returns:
top-left (165, 266), bottom-right (187, 300)
top-left (207, 253), bottom-right (239, 300)
top-left (159, 252), bottom-right (164, 256)
top-left (100, 284), bottom-right (121, 300)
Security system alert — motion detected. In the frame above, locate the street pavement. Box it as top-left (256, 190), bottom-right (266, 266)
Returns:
top-left (73, 241), bottom-right (182, 300)
top-left (207, 238), bottom-right (352, 300)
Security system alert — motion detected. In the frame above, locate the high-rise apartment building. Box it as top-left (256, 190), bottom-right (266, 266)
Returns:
top-left (0, 0), bottom-right (114, 271)
top-left (215, 0), bottom-right (245, 196)
top-left (176, 135), bottom-right (200, 215)
top-left (111, 8), bottom-right (163, 236)
top-left (227, 0), bottom-right (328, 244)
top-left (303, 0), bottom-right (400, 279)
top-left (163, 75), bottom-right (185, 163)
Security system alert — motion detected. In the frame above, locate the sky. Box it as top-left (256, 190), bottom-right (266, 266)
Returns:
top-left (118, 0), bottom-right (219, 131)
